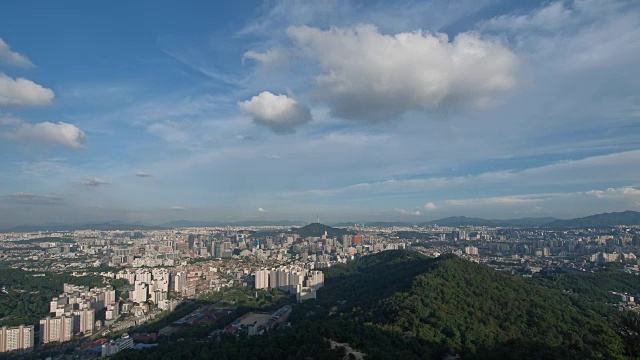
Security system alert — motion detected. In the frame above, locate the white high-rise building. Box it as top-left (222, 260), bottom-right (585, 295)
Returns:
top-left (174, 271), bottom-right (187, 293)
top-left (254, 269), bottom-right (269, 289)
top-left (131, 281), bottom-right (149, 304)
top-left (72, 308), bottom-right (95, 334)
top-left (153, 278), bottom-right (169, 293)
top-left (39, 315), bottom-right (74, 344)
top-left (136, 270), bottom-right (152, 285)
top-left (0, 325), bottom-right (34, 353)
top-left (268, 269), bottom-right (278, 289)
top-left (151, 290), bottom-right (167, 305)
top-left (106, 303), bottom-right (120, 321)
top-left (306, 271), bottom-right (324, 291)
top-left (104, 285), bottom-right (116, 306)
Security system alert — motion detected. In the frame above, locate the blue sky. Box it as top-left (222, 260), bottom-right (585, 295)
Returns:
top-left (1, 0), bottom-right (639, 226)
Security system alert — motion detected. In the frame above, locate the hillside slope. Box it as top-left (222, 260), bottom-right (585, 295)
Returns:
top-left (547, 210), bottom-right (640, 228)
top-left (114, 251), bottom-right (632, 360)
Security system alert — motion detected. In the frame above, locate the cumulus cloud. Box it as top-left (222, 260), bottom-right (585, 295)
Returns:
top-left (1, 192), bottom-right (62, 205)
top-left (0, 73), bottom-right (54, 107)
top-left (239, 91), bottom-right (312, 133)
top-left (285, 24), bottom-right (518, 121)
top-left (5, 121), bottom-right (86, 149)
top-left (424, 202), bottom-right (437, 210)
top-left (258, 207), bottom-right (267, 212)
top-left (134, 171), bottom-right (153, 178)
top-left (395, 208), bottom-right (421, 216)
top-left (80, 177), bottom-right (108, 186)
top-left (0, 38), bottom-right (34, 68)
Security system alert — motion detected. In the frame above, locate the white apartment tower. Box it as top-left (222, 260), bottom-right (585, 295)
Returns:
top-left (39, 315), bottom-right (74, 344)
top-left (254, 269), bottom-right (269, 289)
top-left (131, 281), bottom-right (149, 304)
top-left (0, 325), bottom-right (34, 353)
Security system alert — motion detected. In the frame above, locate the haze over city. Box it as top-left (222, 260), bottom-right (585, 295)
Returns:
top-left (1, 0), bottom-right (640, 228)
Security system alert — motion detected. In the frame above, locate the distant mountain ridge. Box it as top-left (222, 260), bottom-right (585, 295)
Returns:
top-left (546, 210), bottom-right (640, 228)
top-left (0, 222), bottom-right (164, 233)
top-left (333, 217), bottom-right (559, 227)
top-left (159, 220), bottom-right (305, 228)
top-left (3, 211), bottom-right (638, 232)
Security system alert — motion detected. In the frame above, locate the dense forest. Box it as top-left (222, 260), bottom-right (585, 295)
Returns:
top-left (113, 250), bottom-right (640, 359)
top-left (0, 269), bottom-right (107, 327)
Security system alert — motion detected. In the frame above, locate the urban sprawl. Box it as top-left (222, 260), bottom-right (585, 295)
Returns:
top-left (1, 223), bottom-right (639, 357)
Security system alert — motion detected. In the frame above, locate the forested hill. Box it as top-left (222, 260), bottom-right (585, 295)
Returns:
top-left (115, 250), bottom-right (640, 360)
top-left (547, 210), bottom-right (640, 228)
top-left (291, 223), bottom-right (353, 238)
top-left (314, 251), bottom-right (627, 359)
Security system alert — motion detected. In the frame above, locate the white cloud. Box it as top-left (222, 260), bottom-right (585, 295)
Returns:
top-left (585, 187), bottom-right (640, 199)
top-left (5, 121), bottom-right (86, 149)
top-left (0, 73), bottom-right (54, 107)
top-left (146, 121), bottom-right (190, 144)
top-left (285, 24), bottom-right (518, 121)
top-left (80, 177), bottom-right (108, 186)
top-left (480, 2), bottom-right (572, 31)
top-left (479, 0), bottom-right (640, 71)
top-left (0, 38), bottom-right (34, 67)
top-left (282, 150), bottom-right (640, 199)
top-left (239, 91), bottom-right (312, 133)
top-left (443, 195), bottom-right (545, 207)
top-left (395, 208), bottom-right (421, 216)
top-left (243, 48), bottom-right (288, 67)
top-left (322, 132), bottom-right (391, 146)
top-left (424, 202), bottom-right (437, 210)
top-left (0, 113), bottom-right (20, 126)
top-left (433, 187), bottom-right (640, 218)
top-left (258, 207), bottom-right (267, 212)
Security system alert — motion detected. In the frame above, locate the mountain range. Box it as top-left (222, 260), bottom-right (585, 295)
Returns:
top-left (2, 210), bottom-right (639, 232)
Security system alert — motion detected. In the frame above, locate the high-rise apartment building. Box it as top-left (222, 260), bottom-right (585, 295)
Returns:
top-left (39, 315), bottom-right (74, 344)
top-left (0, 325), bottom-right (34, 353)
top-left (131, 281), bottom-right (149, 303)
top-left (254, 269), bottom-right (269, 289)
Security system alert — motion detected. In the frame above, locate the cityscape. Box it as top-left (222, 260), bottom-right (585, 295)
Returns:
top-left (1, 0), bottom-right (640, 358)
top-left (1, 212), bottom-right (640, 358)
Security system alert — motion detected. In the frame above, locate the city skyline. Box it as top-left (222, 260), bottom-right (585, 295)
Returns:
top-left (1, 0), bottom-right (640, 227)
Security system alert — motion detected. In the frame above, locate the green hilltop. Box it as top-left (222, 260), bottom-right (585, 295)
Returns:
top-left (113, 250), bottom-right (640, 359)
top-left (291, 223), bottom-right (354, 239)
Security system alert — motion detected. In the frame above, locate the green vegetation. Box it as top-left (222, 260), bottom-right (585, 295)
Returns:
top-left (292, 223), bottom-right (353, 239)
top-left (535, 267), bottom-right (640, 303)
top-left (0, 269), bottom-right (112, 327)
top-left (111, 250), bottom-right (640, 359)
top-left (197, 286), bottom-right (288, 308)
